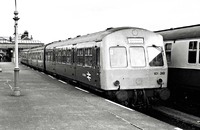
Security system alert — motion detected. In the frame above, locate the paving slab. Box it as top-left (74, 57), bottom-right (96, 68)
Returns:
top-left (0, 62), bottom-right (177, 130)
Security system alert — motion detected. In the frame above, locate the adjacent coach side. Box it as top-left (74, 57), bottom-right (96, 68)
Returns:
top-left (157, 24), bottom-right (200, 99)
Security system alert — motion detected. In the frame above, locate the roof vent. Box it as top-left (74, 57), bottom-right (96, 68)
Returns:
top-left (106, 27), bottom-right (113, 30)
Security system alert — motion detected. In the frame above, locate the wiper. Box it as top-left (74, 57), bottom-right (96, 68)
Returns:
top-left (152, 44), bottom-right (163, 53)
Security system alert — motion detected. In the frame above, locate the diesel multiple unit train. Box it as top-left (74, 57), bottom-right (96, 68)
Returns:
top-left (20, 27), bottom-right (170, 107)
top-left (157, 24), bottom-right (200, 101)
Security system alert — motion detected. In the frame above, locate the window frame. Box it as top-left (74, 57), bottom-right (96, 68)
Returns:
top-left (129, 46), bottom-right (146, 67)
top-left (109, 46), bottom-right (128, 68)
top-left (188, 41), bottom-right (198, 64)
top-left (165, 43), bottom-right (172, 63)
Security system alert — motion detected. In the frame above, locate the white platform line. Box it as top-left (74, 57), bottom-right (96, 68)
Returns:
top-left (105, 99), bottom-right (134, 111)
top-left (75, 87), bottom-right (89, 93)
top-left (6, 80), bottom-right (13, 90)
top-left (58, 80), bottom-right (67, 84)
top-left (48, 75), bottom-right (55, 79)
top-left (41, 72), bottom-right (45, 75)
top-left (107, 110), bottom-right (142, 129)
top-left (174, 127), bottom-right (183, 130)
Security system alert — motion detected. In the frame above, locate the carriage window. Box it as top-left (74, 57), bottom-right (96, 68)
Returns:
top-left (165, 43), bottom-right (172, 63)
top-left (188, 41), bottom-right (197, 63)
top-left (52, 50), bottom-right (55, 62)
top-left (129, 47), bottom-right (145, 67)
top-left (46, 52), bottom-right (50, 61)
top-left (96, 48), bottom-right (100, 67)
top-left (77, 49), bottom-right (84, 66)
top-left (148, 46), bottom-right (164, 66)
top-left (66, 49), bottom-right (72, 64)
top-left (199, 42), bottom-right (200, 63)
top-left (85, 48), bottom-right (93, 67)
top-left (38, 53), bottom-right (41, 60)
top-left (110, 47), bottom-right (127, 68)
top-left (49, 52), bottom-right (51, 61)
top-left (62, 49), bottom-right (66, 63)
top-left (58, 50), bottom-right (62, 63)
top-left (48, 52), bottom-right (52, 61)
top-left (55, 51), bottom-right (57, 62)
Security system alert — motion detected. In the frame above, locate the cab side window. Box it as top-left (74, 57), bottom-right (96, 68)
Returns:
top-left (165, 43), bottom-right (172, 64)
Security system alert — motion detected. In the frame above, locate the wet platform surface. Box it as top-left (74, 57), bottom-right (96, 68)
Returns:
top-left (0, 62), bottom-right (177, 130)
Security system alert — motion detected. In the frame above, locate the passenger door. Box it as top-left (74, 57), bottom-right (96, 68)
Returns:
top-left (52, 48), bottom-right (56, 73)
top-left (94, 47), bottom-right (101, 88)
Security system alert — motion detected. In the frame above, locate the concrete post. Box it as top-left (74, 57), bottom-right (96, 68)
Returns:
top-left (13, 0), bottom-right (20, 96)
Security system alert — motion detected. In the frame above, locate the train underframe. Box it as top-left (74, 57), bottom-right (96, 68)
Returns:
top-left (105, 88), bottom-right (170, 108)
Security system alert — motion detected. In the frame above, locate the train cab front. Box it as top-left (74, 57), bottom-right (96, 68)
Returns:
top-left (103, 44), bottom-right (170, 107)
top-left (100, 28), bottom-right (170, 108)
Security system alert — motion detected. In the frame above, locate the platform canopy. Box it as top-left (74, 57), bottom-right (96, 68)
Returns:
top-left (0, 37), bottom-right (44, 49)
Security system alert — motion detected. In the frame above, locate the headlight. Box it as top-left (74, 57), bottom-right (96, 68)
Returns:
top-left (157, 78), bottom-right (163, 85)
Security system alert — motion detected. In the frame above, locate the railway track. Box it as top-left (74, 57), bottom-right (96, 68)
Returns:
top-left (150, 106), bottom-right (200, 129)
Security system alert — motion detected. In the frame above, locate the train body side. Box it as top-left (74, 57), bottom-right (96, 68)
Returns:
top-left (164, 39), bottom-right (200, 91)
top-left (21, 27), bottom-right (170, 106)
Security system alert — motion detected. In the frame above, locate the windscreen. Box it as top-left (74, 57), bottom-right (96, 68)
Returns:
top-left (110, 47), bottom-right (127, 68)
top-left (129, 47), bottom-right (145, 67)
top-left (147, 46), bottom-right (164, 66)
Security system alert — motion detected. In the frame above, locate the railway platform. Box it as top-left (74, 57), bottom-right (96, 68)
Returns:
top-left (0, 62), bottom-right (178, 130)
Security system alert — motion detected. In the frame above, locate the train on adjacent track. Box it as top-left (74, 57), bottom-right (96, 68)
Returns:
top-left (156, 24), bottom-right (200, 101)
top-left (21, 27), bottom-right (170, 107)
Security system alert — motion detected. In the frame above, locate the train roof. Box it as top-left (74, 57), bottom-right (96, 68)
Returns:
top-left (46, 27), bottom-right (150, 48)
top-left (155, 24), bottom-right (200, 41)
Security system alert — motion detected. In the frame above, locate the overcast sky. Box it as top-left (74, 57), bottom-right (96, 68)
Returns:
top-left (0, 0), bottom-right (200, 43)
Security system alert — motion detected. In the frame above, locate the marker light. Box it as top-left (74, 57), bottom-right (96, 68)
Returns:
top-left (113, 80), bottom-right (120, 87)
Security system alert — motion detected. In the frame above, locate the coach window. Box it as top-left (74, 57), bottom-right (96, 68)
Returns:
top-left (110, 47), bottom-right (127, 68)
top-left (96, 48), bottom-right (100, 67)
top-left (55, 50), bottom-right (58, 62)
top-left (77, 49), bottom-right (84, 66)
top-left (62, 49), bottom-right (66, 63)
top-left (188, 41), bottom-right (197, 63)
top-left (66, 49), bottom-right (72, 64)
top-left (165, 43), bottom-right (172, 63)
top-left (85, 48), bottom-right (93, 67)
top-left (58, 50), bottom-right (62, 63)
top-left (130, 47), bottom-right (145, 67)
top-left (47, 52), bottom-right (51, 61)
top-left (38, 53), bottom-right (41, 60)
top-left (199, 42), bottom-right (200, 63)
top-left (48, 52), bottom-right (51, 61)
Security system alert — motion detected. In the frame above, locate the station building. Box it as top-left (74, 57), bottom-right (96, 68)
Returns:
top-left (0, 31), bottom-right (44, 62)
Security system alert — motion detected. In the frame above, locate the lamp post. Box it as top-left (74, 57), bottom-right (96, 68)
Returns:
top-left (13, 0), bottom-right (20, 96)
